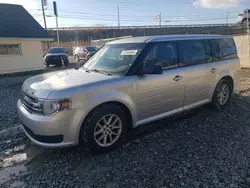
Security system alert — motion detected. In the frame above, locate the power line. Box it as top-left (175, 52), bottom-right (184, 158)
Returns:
top-left (32, 12), bottom-right (239, 22)
top-left (42, 14), bottom-right (236, 23)
top-left (40, 8), bottom-right (239, 19)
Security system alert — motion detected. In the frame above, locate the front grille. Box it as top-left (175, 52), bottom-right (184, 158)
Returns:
top-left (20, 91), bottom-right (42, 113)
top-left (46, 55), bottom-right (66, 61)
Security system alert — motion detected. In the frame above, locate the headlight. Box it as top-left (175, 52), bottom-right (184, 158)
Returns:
top-left (38, 98), bottom-right (72, 115)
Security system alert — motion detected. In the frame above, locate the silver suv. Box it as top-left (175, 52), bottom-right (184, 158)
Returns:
top-left (237, 9), bottom-right (250, 25)
top-left (74, 46), bottom-right (98, 63)
top-left (17, 35), bottom-right (240, 152)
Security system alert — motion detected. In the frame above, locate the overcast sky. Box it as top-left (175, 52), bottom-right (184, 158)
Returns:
top-left (0, 0), bottom-right (249, 28)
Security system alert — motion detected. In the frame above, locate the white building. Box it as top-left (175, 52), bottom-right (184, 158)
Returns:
top-left (0, 4), bottom-right (52, 74)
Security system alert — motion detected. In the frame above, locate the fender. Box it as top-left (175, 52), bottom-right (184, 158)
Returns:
top-left (73, 90), bottom-right (137, 141)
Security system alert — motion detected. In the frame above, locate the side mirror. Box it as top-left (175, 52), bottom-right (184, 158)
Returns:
top-left (141, 64), bottom-right (163, 75)
top-left (65, 50), bottom-right (68, 54)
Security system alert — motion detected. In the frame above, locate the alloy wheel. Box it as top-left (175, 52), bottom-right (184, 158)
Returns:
top-left (217, 84), bottom-right (230, 105)
top-left (94, 114), bottom-right (122, 147)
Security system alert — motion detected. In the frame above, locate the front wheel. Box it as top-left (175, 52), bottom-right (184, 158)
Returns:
top-left (80, 104), bottom-right (128, 153)
top-left (64, 58), bottom-right (69, 67)
top-left (212, 79), bottom-right (232, 110)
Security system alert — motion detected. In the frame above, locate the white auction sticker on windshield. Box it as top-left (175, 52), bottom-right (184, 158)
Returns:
top-left (120, 50), bottom-right (138, 56)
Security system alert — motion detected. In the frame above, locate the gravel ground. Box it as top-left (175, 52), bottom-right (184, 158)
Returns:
top-left (2, 70), bottom-right (250, 187)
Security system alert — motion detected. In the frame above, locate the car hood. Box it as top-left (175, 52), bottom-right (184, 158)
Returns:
top-left (22, 68), bottom-right (114, 99)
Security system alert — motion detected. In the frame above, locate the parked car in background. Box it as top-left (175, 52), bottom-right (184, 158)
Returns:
top-left (44, 47), bottom-right (69, 67)
top-left (17, 35), bottom-right (240, 153)
top-left (74, 46), bottom-right (98, 63)
top-left (237, 9), bottom-right (250, 25)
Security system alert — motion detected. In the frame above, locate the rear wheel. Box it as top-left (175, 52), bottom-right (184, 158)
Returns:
top-left (80, 104), bottom-right (128, 153)
top-left (243, 19), bottom-right (250, 26)
top-left (212, 79), bottom-right (232, 110)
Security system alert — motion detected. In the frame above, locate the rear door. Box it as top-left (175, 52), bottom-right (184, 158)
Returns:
top-left (210, 38), bottom-right (239, 90)
top-left (135, 41), bottom-right (185, 123)
top-left (178, 40), bottom-right (216, 110)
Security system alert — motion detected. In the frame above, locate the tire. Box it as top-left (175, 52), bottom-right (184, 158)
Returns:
top-left (243, 19), bottom-right (250, 26)
top-left (75, 55), bottom-right (79, 63)
top-left (212, 79), bottom-right (233, 110)
top-left (80, 104), bottom-right (128, 153)
top-left (64, 58), bottom-right (69, 67)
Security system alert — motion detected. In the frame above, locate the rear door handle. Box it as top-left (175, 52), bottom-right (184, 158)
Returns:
top-left (211, 68), bottom-right (216, 73)
top-left (173, 75), bottom-right (183, 81)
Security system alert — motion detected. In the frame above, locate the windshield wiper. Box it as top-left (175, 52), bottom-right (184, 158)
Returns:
top-left (88, 69), bottom-right (112, 76)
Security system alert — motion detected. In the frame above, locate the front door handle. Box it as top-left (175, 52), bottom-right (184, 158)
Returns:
top-left (173, 75), bottom-right (183, 81)
top-left (211, 68), bottom-right (216, 73)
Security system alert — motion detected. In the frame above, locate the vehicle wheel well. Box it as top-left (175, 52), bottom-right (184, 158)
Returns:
top-left (220, 76), bottom-right (234, 91)
top-left (83, 101), bottom-right (133, 130)
top-left (242, 18), bottom-right (250, 24)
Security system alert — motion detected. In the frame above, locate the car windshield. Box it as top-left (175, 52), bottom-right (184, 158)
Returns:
top-left (86, 46), bottom-right (98, 52)
top-left (83, 43), bottom-right (145, 76)
top-left (48, 48), bottom-right (66, 53)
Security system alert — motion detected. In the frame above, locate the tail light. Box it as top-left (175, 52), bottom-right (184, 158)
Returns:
top-left (82, 60), bottom-right (87, 65)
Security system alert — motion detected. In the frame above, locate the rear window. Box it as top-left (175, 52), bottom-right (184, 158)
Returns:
top-left (86, 46), bottom-right (98, 52)
top-left (210, 38), bottom-right (237, 60)
top-left (48, 48), bottom-right (66, 53)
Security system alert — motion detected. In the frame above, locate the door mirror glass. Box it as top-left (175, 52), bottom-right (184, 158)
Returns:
top-left (142, 64), bottom-right (163, 75)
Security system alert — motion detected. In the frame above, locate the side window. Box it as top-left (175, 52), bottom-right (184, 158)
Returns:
top-left (210, 39), bottom-right (237, 60)
top-left (0, 44), bottom-right (21, 55)
top-left (203, 40), bottom-right (214, 62)
top-left (8, 44), bottom-right (21, 55)
top-left (178, 40), bottom-right (206, 66)
top-left (0, 45), bottom-right (8, 55)
top-left (219, 38), bottom-right (237, 59)
top-left (143, 41), bottom-right (178, 70)
top-left (210, 40), bottom-right (220, 60)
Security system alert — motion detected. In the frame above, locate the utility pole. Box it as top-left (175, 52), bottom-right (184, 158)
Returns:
top-left (53, 1), bottom-right (60, 45)
top-left (159, 13), bottom-right (162, 27)
top-left (118, 6), bottom-right (120, 29)
top-left (226, 10), bottom-right (229, 25)
top-left (165, 21), bottom-right (170, 34)
top-left (55, 15), bottom-right (60, 45)
top-left (247, 8), bottom-right (250, 35)
top-left (41, 0), bottom-right (49, 48)
top-left (41, 0), bottom-right (47, 30)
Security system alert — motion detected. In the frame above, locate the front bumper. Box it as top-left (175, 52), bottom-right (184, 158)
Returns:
top-left (45, 56), bottom-right (68, 65)
top-left (17, 100), bottom-right (79, 148)
top-left (237, 17), bottom-right (244, 24)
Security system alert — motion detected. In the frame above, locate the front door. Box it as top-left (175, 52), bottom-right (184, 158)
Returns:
top-left (135, 41), bottom-right (185, 124)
